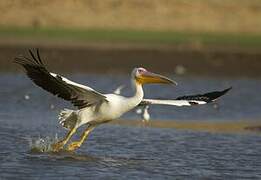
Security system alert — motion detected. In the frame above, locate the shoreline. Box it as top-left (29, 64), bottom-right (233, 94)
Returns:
top-left (110, 119), bottom-right (261, 134)
top-left (1, 38), bottom-right (261, 78)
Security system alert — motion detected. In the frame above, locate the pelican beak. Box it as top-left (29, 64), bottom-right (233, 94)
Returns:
top-left (136, 71), bottom-right (177, 85)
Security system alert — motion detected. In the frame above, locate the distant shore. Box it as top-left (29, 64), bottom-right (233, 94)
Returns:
top-left (2, 38), bottom-right (261, 78)
top-left (1, 0), bottom-right (261, 34)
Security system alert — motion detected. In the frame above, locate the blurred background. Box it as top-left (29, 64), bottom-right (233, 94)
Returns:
top-left (0, 0), bottom-right (261, 76)
top-left (1, 0), bottom-right (261, 121)
top-left (1, 1), bottom-right (261, 179)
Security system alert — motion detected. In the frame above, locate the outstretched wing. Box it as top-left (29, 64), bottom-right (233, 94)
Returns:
top-left (140, 87), bottom-right (231, 107)
top-left (14, 49), bottom-right (107, 109)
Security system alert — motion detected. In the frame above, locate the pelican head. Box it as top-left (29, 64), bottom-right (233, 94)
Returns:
top-left (133, 67), bottom-right (177, 85)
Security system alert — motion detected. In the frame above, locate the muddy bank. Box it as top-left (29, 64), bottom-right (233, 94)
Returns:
top-left (111, 119), bottom-right (261, 134)
top-left (1, 40), bottom-right (261, 77)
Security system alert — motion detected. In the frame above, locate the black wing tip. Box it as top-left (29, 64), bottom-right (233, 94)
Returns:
top-left (218, 86), bottom-right (232, 96)
top-left (14, 48), bottom-right (44, 66)
top-left (175, 87), bottom-right (232, 103)
top-left (28, 48), bottom-right (44, 65)
top-left (207, 86), bottom-right (232, 102)
top-left (13, 56), bottom-right (24, 64)
top-left (223, 86), bottom-right (232, 93)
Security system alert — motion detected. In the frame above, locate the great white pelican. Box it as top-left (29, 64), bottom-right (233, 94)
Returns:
top-left (15, 49), bottom-right (231, 152)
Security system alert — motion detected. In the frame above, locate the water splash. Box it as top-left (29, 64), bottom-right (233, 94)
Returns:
top-left (28, 134), bottom-right (59, 153)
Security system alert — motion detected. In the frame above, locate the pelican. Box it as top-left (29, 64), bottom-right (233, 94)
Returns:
top-left (14, 49), bottom-right (177, 152)
top-left (142, 105), bottom-right (150, 122)
top-left (15, 49), bottom-right (231, 152)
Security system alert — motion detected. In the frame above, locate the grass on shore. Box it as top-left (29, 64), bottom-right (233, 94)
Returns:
top-left (1, 26), bottom-right (261, 47)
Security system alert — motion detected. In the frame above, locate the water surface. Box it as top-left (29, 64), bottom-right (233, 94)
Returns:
top-left (0, 74), bottom-right (261, 179)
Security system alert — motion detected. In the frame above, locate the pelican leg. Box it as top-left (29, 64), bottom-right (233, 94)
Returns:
top-left (52, 127), bottom-right (77, 152)
top-left (66, 125), bottom-right (95, 151)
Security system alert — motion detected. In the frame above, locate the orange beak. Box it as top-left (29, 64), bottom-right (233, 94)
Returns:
top-left (136, 71), bottom-right (177, 85)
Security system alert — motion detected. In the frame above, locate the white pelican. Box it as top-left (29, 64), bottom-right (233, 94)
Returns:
top-left (15, 49), bottom-right (231, 152)
top-left (142, 105), bottom-right (150, 122)
top-left (14, 49), bottom-right (177, 152)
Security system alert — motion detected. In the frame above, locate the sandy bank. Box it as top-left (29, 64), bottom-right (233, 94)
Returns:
top-left (110, 119), bottom-right (261, 134)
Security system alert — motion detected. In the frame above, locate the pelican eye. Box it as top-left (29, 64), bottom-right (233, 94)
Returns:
top-left (138, 68), bottom-right (146, 74)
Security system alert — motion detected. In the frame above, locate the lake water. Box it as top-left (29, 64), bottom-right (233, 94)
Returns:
top-left (0, 73), bottom-right (261, 179)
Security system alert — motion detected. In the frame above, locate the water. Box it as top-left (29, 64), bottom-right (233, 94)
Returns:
top-left (1, 73), bottom-right (261, 179)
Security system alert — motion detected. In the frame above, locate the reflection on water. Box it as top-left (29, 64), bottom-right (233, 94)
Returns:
top-left (1, 74), bottom-right (261, 179)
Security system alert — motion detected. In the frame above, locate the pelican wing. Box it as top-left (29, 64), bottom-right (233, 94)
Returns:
top-left (14, 49), bottom-right (107, 109)
top-left (140, 87), bottom-right (231, 107)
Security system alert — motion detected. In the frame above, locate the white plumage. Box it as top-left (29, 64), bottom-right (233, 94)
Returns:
top-left (141, 99), bottom-right (206, 106)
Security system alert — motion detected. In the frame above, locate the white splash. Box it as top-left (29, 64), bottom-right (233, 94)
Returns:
top-left (28, 134), bottom-right (59, 153)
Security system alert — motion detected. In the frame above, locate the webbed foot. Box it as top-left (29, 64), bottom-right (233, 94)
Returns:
top-left (66, 141), bottom-right (82, 151)
top-left (51, 141), bottom-right (65, 152)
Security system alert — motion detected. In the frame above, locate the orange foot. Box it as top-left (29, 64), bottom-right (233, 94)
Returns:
top-left (51, 141), bottom-right (65, 152)
top-left (66, 141), bottom-right (81, 151)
